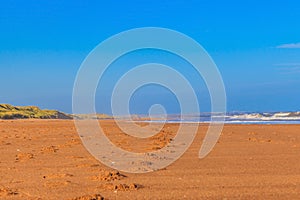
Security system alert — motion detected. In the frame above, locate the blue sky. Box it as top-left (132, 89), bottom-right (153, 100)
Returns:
top-left (1, 0), bottom-right (300, 113)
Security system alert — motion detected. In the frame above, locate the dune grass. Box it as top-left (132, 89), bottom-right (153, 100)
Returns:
top-left (0, 104), bottom-right (72, 119)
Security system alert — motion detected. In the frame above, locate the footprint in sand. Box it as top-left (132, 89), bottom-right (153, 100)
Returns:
top-left (59, 139), bottom-right (81, 148)
top-left (40, 145), bottom-right (59, 153)
top-left (90, 170), bottom-right (126, 181)
top-left (69, 193), bottom-right (104, 200)
top-left (0, 186), bottom-right (18, 197)
top-left (43, 173), bottom-right (74, 179)
top-left (43, 180), bottom-right (71, 188)
top-left (100, 183), bottom-right (142, 191)
top-left (15, 152), bottom-right (34, 162)
top-left (248, 137), bottom-right (272, 143)
top-left (1, 141), bottom-right (11, 145)
top-left (89, 170), bottom-right (143, 192)
top-left (42, 173), bottom-right (74, 188)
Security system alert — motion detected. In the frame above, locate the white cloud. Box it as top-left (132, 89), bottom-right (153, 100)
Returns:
top-left (276, 43), bottom-right (300, 49)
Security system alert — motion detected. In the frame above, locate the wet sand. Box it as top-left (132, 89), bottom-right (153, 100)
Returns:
top-left (1, 120), bottom-right (300, 199)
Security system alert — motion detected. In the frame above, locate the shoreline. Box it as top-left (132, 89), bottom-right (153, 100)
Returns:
top-left (2, 118), bottom-right (300, 125)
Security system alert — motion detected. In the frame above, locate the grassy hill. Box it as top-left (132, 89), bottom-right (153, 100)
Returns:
top-left (0, 104), bottom-right (72, 119)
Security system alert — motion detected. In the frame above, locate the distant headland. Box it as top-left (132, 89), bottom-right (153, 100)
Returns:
top-left (0, 104), bottom-right (72, 119)
top-left (0, 104), bottom-right (115, 120)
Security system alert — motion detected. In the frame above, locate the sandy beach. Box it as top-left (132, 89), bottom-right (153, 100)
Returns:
top-left (0, 120), bottom-right (300, 199)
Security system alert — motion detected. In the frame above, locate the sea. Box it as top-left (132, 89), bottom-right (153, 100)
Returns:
top-left (141, 112), bottom-right (300, 124)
